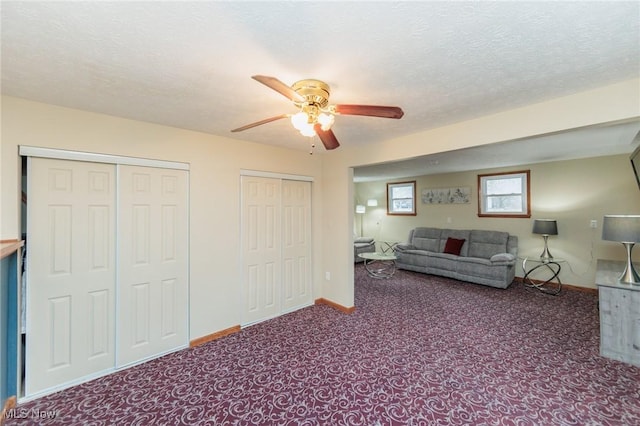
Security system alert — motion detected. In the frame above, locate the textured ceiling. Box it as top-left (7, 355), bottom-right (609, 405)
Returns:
top-left (2, 1), bottom-right (639, 178)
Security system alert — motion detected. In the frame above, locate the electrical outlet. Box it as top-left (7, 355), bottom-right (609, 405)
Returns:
top-left (590, 220), bottom-right (598, 229)
top-left (325, 271), bottom-right (331, 280)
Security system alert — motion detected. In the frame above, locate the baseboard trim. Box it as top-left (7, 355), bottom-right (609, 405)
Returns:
top-left (514, 277), bottom-right (597, 294)
top-left (189, 325), bottom-right (241, 348)
top-left (1, 396), bottom-right (17, 425)
top-left (315, 298), bottom-right (355, 314)
top-left (562, 283), bottom-right (598, 294)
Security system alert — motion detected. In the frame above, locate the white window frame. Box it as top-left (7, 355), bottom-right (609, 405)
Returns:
top-left (478, 170), bottom-right (531, 218)
top-left (387, 181), bottom-right (416, 215)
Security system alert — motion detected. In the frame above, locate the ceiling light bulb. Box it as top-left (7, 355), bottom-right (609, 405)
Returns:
top-left (318, 113), bottom-right (334, 131)
top-left (299, 123), bottom-right (316, 137)
top-left (291, 112), bottom-right (309, 131)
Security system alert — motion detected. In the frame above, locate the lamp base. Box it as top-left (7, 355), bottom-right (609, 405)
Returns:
top-left (619, 242), bottom-right (640, 285)
top-left (539, 235), bottom-right (553, 263)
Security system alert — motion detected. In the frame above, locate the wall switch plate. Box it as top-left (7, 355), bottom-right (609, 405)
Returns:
top-left (325, 271), bottom-right (331, 280)
top-left (590, 219), bottom-right (598, 228)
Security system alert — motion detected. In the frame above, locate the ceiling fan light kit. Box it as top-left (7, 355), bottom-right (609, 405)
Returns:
top-left (231, 75), bottom-right (404, 151)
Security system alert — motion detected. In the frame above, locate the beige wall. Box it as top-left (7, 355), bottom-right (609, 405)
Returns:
top-left (355, 155), bottom-right (640, 288)
top-left (324, 78), bottom-right (639, 306)
top-left (0, 96), bottom-right (326, 340)
top-left (2, 78), bottom-right (639, 324)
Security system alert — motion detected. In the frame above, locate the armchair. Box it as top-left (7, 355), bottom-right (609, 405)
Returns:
top-left (354, 236), bottom-right (376, 262)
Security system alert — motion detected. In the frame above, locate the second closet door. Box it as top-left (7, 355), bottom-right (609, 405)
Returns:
top-left (117, 165), bottom-right (189, 367)
top-left (241, 176), bottom-right (312, 326)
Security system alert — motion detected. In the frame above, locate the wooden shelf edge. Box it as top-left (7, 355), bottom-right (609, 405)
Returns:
top-left (1, 396), bottom-right (17, 426)
top-left (0, 240), bottom-right (24, 260)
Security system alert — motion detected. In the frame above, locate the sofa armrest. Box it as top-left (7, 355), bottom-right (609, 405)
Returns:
top-left (354, 237), bottom-right (375, 244)
top-left (490, 253), bottom-right (516, 265)
top-left (394, 244), bottom-right (415, 252)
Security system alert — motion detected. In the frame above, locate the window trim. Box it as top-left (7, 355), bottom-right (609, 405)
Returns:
top-left (387, 181), bottom-right (417, 216)
top-left (477, 170), bottom-right (531, 218)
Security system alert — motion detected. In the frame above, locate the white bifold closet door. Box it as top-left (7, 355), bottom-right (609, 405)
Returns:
top-left (26, 157), bottom-right (189, 398)
top-left (241, 176), bottom-right (312, 326)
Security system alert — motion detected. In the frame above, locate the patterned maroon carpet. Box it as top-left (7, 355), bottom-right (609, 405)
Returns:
top-left (7, 266), bottom-right (640, 425)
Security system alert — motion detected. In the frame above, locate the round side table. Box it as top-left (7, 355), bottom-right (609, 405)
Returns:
top-left (521, 257), bottom-right (565, 295)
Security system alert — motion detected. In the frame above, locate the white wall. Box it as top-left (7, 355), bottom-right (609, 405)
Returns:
top-left (355, 155), bottom-right (640, 288)
top-left (0, 96), bottom-right (325, 341)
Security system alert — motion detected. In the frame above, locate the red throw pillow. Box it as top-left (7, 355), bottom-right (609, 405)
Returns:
top-left (443, 237), bottom-right (465, 255)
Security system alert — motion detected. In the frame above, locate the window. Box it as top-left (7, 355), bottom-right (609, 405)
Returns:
top-left (478, 170), bottom-right (530, 217)
top-left (387, 181), bottom-right (416, 215)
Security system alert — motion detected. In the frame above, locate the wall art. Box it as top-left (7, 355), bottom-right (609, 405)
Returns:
top-left (421, 187), bottom-right (470, 204)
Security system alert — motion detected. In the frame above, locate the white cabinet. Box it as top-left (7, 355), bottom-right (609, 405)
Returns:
top-left (596, 259), bottom-right (640, 367)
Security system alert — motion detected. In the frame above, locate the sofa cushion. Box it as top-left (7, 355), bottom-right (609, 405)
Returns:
top-left (468, 230), bottom-right (510, 259)
top-left (395, 250), bottom-right (431, 269)
top-left (457, 258), bottom-right (510, 280)
top-left (410, 227), bottom-right (442, 252)
top-left (443, 237), bottom-right (465, 256)
top-left (426, 252), bottom-right (459, 272)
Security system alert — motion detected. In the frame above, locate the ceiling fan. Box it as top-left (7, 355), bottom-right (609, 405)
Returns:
top-left (231, 75), bottom-right (404, 150)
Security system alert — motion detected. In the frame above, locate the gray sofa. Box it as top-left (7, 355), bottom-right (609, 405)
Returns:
top-left (354, 236), bottom-right (376, 262)
top-left (394, 227), bottom-right (518, 288)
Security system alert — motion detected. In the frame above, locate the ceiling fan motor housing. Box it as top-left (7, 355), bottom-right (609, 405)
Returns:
top-left (292, 79), bottom-right (331, 109)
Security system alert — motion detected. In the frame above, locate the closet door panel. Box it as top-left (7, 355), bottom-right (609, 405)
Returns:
top-left (281, 180), bottom-right (312, 312)
top-left (117, 166), bottom-right (189, 367)
top-left (241, 176), bottom-right (282, 325)
top-left (26, 158), bottom-right (116, 397)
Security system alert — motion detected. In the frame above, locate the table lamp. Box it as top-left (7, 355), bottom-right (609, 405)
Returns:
top-left (532, 219), bottom-right (558, 262)
top-left (602, 215), bottom-right (640, 284)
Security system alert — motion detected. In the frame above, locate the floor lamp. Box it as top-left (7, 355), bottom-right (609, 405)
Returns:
top-left (366, 199), bottom-right (378, 238)
top-left (356, 205), bottom-right (366, 236)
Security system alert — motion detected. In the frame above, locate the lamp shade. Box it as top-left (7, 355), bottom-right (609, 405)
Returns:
top-left (602, 215), bottom-right (640, 242)
top-left (532, 219), bottom-right (558, 235)
top-left (355, 205), bottom-right (366, 214)
top-left (367, 199), bottom-right (378, 207)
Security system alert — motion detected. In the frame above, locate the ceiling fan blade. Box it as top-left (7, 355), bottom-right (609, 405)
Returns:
top-left (314, 124), bottom-right (340, 150)
top-left (231, 114), bottom-right (288, 132)
top-left (334, 104), bottom-right (404, 119)
top-left (252, 75), bottom-right (305, 103)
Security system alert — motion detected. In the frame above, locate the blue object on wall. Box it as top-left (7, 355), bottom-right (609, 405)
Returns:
top-left (1, 250), bottom-right (19, 403)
